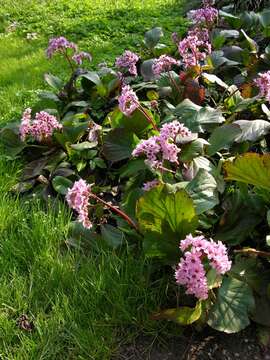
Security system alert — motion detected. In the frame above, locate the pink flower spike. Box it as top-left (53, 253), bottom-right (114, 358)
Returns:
top-left (254, 71), bottom-right (270, 103)
top-left (152, 55), bottom-right (179, 76)
top-left (178, 33), bottom-right (211, 68)
top-left (115, 50), bottom-right (139, 76)
top-left (143, 179), bottom-right (160, 191)
top-left (175, 234), bottom-right (231, 300)
top-left (72, 51), bottom-right (92, 66)
top-left (19, 108), bottom-right (32, 141)
top-left (46, 36), bottom-right (77, 58)
top-left (118, 85), bottom-right (139, 116)
top-left (19, 109), bottom-right (62, 142)
top-left (188, 6), bottom-right (218, 27)
top-left (66, 179), bottom-right (92, 229)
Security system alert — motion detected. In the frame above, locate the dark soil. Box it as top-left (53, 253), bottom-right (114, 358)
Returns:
top-left (116, 327), bottom-right (270, 360)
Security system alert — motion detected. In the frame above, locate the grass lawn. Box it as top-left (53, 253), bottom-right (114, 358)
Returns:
top-left (0, 1), bottom-right (186, 358)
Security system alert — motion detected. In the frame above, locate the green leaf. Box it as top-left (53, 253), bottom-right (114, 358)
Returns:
top-left (202, 73), bottom-right (229, 89)
top-left (207, 124), bottom-right (241, 156)
top-left (144, 27), bottom-right (164, 49)
top-left (94, 158), bottom-right (106, 169)
top-left (207, 268), bottom-right (222, 290)
top-left (215, 190), bottom-right (264, 245)
top-left (70, 141), bottom-right (98, 151)
top-left (180, 138), bottom-right (208, 162)
top-left (152, 302), bottom-right (201, 325)
top-left (100, 224), bottom-right (125, 249)
top-left (230, 257), bottom-right (266, 293)
top-left (136, 185), bottom-right (198, 261)
top-left (141, 59), bottom-right (155, 81)
top-left (233, 120), bottom-right (270, 143)
top-left (224, 153), bottom-right (270, 190)
top-left (22, 157), bottom-right (48, 180)
top-left (1, 124), bottom-right (26, 157)
top-left (241, 29), bottom-right (258, 54)
top-left (186, 169), bottom-right (219, 215)
top-left (207, 277), bottom-right (255, 334)
top-left (110, 107), bottom-right (154, 136)
top-left (52, 176), bottom-right (73, 195)
top-left (119, 159), bottom-right (147, 178)
top-left (259, 9), bottom-right (270, 28)
top-left (81, 71), bottom-right (102, 86)
top-left (174, 99), bottom-right (225, 132)
top-left (44, 73), bottom-right (63, 90)
top-left (103, 128), bottom-right (139, 162)
top-left (38, 91), bottom-right (60, 102)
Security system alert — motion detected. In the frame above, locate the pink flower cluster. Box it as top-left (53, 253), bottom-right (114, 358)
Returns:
top-left (46, 36), bottom-right (77, 58)
top-left (72, 51), bottom-right (92, 65)
top-left (66, 179), bottom-right (92, 229)
top-left (254, 71), bottom-right (270, 102)
top-left (188, 6), bottom-right (218, 27)
top-left (118, 85), bottom-right (139, 116)
top-left (19, 108), bottom-right (62, 142)
top-left (178, 32), bottom-right (211, 68)
top-left (115, 50), bottom-right (139, 76)
top-left (132, 120), bottom-right (191, 168)
top-left (143, 179), bottom-right (160, 191)
top-left (152, 55), bottom-right (179, 75)
top-left (175, 234), bottom-right (231, 300)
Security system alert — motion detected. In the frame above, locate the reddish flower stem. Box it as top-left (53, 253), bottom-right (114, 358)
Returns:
top-left (138, 105), bottom-right (159, 131)
top-left (89, 193), bottom-right (140, 233)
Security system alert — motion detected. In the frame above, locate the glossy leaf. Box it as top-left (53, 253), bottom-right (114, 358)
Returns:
top-left (103, 128), bottom-right (139, 162)
top-left (186, 169), bottom-right (219, 215)
top-left (52, 176), bottom-right (73, 195)
top-left (224, 153), bottom-right (270, 190)
top-left (207, 277), bottom-right (255, 333)
top-left (233, 120), bottom-right (270, 142)
top-left (207, 124), bottom-right (241, 156)
top-left (136, 185), bottom-right (198, 261)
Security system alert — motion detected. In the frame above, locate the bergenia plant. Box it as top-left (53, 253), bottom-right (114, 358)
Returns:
top-left (2, 0), bottom-right (270, 339)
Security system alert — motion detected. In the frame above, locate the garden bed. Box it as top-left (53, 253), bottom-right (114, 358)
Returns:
top-left (1, 0), bottom-right (270, 358)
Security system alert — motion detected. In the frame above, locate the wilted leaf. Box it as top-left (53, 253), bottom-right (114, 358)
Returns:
top-left (207, 277), bottom-right (255, 333)
top-left (151, 302), bottom-right (201, 325)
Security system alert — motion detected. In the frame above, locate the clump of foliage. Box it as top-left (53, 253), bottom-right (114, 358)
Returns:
top-left (2, 0), bottom-right (270, 344)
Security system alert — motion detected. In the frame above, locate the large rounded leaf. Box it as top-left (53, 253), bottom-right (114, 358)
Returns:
top-left (224, 153), bottom-right (270, 190)
top-left (233, 120), bottom-right (270, 142)
top-left (103, 128), bottom-right (139, 162)
top-left (136, 185), bottom-right (198, 262)
top-left (186, 169), bottom-right (219, 215)
top-left (207, 277), bottom-right (255, 333)
top-left (207, 124), bottom-right (241, 156)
